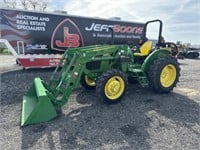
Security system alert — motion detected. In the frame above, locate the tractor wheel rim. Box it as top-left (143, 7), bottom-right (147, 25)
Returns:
top-left (160, 64), bottom-right (177, 87)
top-left (104, 76), bottom-right (125, 100)
top-left (85, 75), bottom-right (96, 86)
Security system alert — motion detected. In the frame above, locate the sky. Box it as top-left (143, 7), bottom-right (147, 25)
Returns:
top-left (48, 0), bottom-right (200, 45)
top-left (0, 0), bottom-right (199, 45)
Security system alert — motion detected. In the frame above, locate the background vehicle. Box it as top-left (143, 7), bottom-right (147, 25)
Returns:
top-left (178, 48), bottom-right (199, 59)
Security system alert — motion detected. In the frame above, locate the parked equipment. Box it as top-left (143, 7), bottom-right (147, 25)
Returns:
top-left (178, 49), bottom-right (199, 59)
top-left (21, 30), bottom-right (180, 126)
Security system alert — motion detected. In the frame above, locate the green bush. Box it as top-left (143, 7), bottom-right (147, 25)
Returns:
top-left (0, 47), bottom-right (11, 54)
top-left (0, 42), bottom-right (11, 54)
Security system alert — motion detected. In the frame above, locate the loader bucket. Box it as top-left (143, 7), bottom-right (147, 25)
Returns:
top-left (21, 78), bottom-right (57, 126)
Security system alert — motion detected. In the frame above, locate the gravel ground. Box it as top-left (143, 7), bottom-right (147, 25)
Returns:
top-left (0, 55), bottom-right (22, 73)
top-left (0, 55), bottom-right (200, 150)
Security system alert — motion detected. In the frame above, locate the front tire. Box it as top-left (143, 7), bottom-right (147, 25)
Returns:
top-left (148, 56), bottom-right (180, 93)
top-left (96, 69), bottom-right (127, 103)
top-left (80, 75), bottom-right (96, 90)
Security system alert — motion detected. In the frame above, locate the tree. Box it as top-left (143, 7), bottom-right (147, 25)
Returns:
top-left (26, 0), bottom-right (50, 11)
top-left (39, 0), bottom-right (49, 11)
top-left (3, 0), bottom-right (51, 12)
top-left (3, 0), bottom-right (17, 8)
top-left (29, 0), bottom-right (38, 10)
top-left (20, 0), bottom-right (29, 10)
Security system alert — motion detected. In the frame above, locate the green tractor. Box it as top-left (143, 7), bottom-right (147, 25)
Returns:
top-left (21, 20), bottom-right (180, 126)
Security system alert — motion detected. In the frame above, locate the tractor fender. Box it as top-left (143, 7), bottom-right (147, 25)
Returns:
top-left (141, 49), bottom-right (171, 73)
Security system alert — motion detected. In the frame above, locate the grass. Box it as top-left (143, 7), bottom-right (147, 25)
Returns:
top-left (0, 49), bottom-right (12, 55)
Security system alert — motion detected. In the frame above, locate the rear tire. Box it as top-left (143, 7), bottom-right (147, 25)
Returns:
top-left (96, 69), bottom-right (127, 103)
top-left (148, 56), bottom-right (180, 93)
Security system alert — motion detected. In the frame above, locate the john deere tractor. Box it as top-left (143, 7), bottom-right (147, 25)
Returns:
top-left (21, 20), bottom-right (180, 126)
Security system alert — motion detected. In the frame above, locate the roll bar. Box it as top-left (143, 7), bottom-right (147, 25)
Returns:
top-left (143, 19), bottom-right (163, 46)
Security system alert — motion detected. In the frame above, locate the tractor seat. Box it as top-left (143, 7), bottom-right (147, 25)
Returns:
top-left (134, 41), bottom-right (153, 57)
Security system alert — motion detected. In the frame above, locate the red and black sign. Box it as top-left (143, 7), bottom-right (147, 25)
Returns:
top-left (0, 8), bottom-right (144, 55)
top-left (51, 19), bottom-right (84, 51)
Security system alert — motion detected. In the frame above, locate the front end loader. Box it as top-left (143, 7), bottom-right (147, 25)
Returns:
top-left (21, 45), bottom-right (132, 126)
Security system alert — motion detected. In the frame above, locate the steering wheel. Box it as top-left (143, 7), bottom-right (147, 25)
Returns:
top-left (165, 42), bottom-right (179, 56)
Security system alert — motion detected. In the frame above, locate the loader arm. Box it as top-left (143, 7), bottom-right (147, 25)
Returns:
top-left (46, 45), bottom-right (130, 107)
top-left (21, 45), bottom-right (131, 126)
